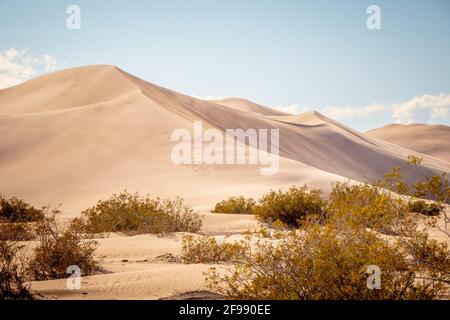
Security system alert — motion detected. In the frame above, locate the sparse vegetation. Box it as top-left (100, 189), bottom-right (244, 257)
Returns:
top-left (0, 223), bottom-right (35, 241)
top-left (74, 191), bottom-right (202, 234)
top-left (213, 196), bottom-right (256, 215)
top-left (0, 194), bottom-right (44, 223)
top-left (408, 200), bottom-right (443, 216)
top-left (181, 235), bottom-right (246, 264)
top-left (326, 182), bottom-right (408, 234)
top-left (28, 215), bottom-right (100, 281)
top-left (206, 221), bottom-right (450, 299)
top-left (205, 157), bottom-right (450, 300)
top-left (0, 240), bottom-right (33, 300)
top-left (253, 186), bottom-right (326, 227)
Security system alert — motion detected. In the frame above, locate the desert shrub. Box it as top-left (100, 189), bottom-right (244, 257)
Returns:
top-left (213, 196), bottom-right (256, 215)
top-left (181, 235), bottom-right (246, 264)
top-left (326, 182), bottom-right (408, 234)
top-left (253, 186), bottom-right (326, 227)
top-left (206, 223), bottom-right (450, 300)
top-left (28, 216), bottom-right (99, 281)
top-left (0, 194), bottom-right (44, 223)
top-left (0, 223), bottom-right (35, 241)
top-left (76, 191), bottom-right (201, 234)
top-left (407, 200), bottom-right (444, 217)
top-left (0, 240), bottom-right (33, 300)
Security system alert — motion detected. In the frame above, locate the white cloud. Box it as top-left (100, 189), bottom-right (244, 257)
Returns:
top-left (390, 93), bottom-right (450, 124)
top-left (322, 103), bottom-right (386, 120)
top-left (0, 48), bottom-right (57, 89)
top-left (273, 104), bottom-right (309, 114)
top-left (320, 94), bottom-right (450, 124)
top-left (190, 94), bottom-right (223, 100)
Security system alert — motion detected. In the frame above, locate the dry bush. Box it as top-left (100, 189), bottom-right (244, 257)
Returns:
top-left (205, 159), bottom-right (450, 300)
top-left (407, 200), bottom-right (444, 217)
top-left (74, 191), bottom-right (201, 234)
top-left (213, 196), bottom-right (256, 215)
top-left (326, 182), bottom-right (408, 235)
top-left (0, 223), bottom-right (35, 241)
top-left (0, 240), bottom-right (33, 300)
top-left (253, 186), bottom-right (326, 227)
top-left (206, 223), bottom-right (450, 300)
top-left (0, 194), bottom-right (44, 223)
top-left (28, 216), bottom-right (99, 281)
top-left (181, 235), bottom-right (247, 264)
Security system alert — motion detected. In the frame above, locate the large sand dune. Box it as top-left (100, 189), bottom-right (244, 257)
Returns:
top-left (0, 65), bottom-right (448, 213)
top-left (2, 65), bottom-right (449, 300)
top-left (366, 123), bottom-right (450, 163)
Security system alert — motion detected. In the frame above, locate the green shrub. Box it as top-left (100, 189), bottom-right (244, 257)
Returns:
top-left (75, 191), bottom-right (201, 234)
top-left (0, 240), bottom-right (33, 300)
top-left (28, 216), bottom-right (100, 281)
top-left (253, 186), bottom-right (326, 227)
top-left (326, 182), bottom-right (408, 234)
top-left (407, 200), bottom-right (443, 216)
top-left (206, 223), bottom-right (450, 300)
top-left (213, 196), bottom-right (256, 214)
top-left (0, 194), bottom-right (44, 223)
top-left (181, 235), bottom-right (246, 264)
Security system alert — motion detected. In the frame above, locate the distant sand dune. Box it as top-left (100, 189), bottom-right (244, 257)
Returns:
top-left (0, 65), bottom-right (448, 213)
top-left (367, 123), bottom-right (450, 163)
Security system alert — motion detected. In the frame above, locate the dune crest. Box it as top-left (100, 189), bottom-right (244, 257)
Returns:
top-left (367, 123), bottom-right (450, 163)
top-left (0, 65), bottom-right (448, 212)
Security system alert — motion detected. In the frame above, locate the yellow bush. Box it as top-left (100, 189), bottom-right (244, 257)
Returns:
top-left (0, 240), bottom-right (33, 300)
top-left (181, 235), bottom-right (247, 264)
top-left (213, 196), bottom-right (256, 215)
top-left (326, 182), bottom-right (408, 234)
top-left (253, 186), bottom-right (326, 227)
top-left (206, 223), bottom-right (450, 300)
top-left (0, 194), bottom-right (44, 223)
top-left (75, 191), bottom-right (202, 234)
top-left (28, 216), bottom-right (100, 281)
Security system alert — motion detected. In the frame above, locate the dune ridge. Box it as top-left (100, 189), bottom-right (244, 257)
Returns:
top-left (0, 65), bottom-right (448, 213)
top-left (366, 123), bottom-right (450, 163)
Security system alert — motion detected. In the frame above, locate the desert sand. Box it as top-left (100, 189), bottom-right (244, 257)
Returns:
top-left (28, 212), bottom-right (260, 300)
top-left (0, 65), bottom-right (448, 213)
top-left (1, 65), bottom-right (449, 300)
top-left (366, 123), bottom-right (450, 163)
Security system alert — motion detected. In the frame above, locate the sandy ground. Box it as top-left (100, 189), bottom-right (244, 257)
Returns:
top-left (29, 212), bottom-right (260, 300)
top-left (28, 210), bottom-right (450, 300)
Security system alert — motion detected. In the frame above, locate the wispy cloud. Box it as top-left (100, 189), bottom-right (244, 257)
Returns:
top-left (0, 48), bottom-right (57, 89)
top-left (318, 94), bottom-right (449, 124)
top-left (274, 104), bottom-right (309, 114)
top-left (390, 94), bottom-right (450, 123)
top-left (272, 94), bottom-right (449, 124)
top-left (322, 103), bottom-right (385, 120)
top-left (190, 94), bottom-right (224, 100)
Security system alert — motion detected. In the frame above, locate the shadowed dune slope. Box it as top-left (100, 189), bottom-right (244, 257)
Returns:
top-left (211, 98), bottom-right (289, 116)
top-left (366, 124), bottom-right (450, 163)
top-left (0, 65), bottom-right (448, 212)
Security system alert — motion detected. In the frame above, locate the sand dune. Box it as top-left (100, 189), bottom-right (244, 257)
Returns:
top-left (366, 123), bottom-right (450, 163)
top-left (2, 65), bottom-right (449, 301)
top-left (211, 97), bottom-right (288, 116)
top-left (0, 65), bottom-right (449, 213)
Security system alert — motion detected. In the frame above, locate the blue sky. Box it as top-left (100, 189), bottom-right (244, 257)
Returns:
top-left (0, 0), bottom-right (449, 130)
